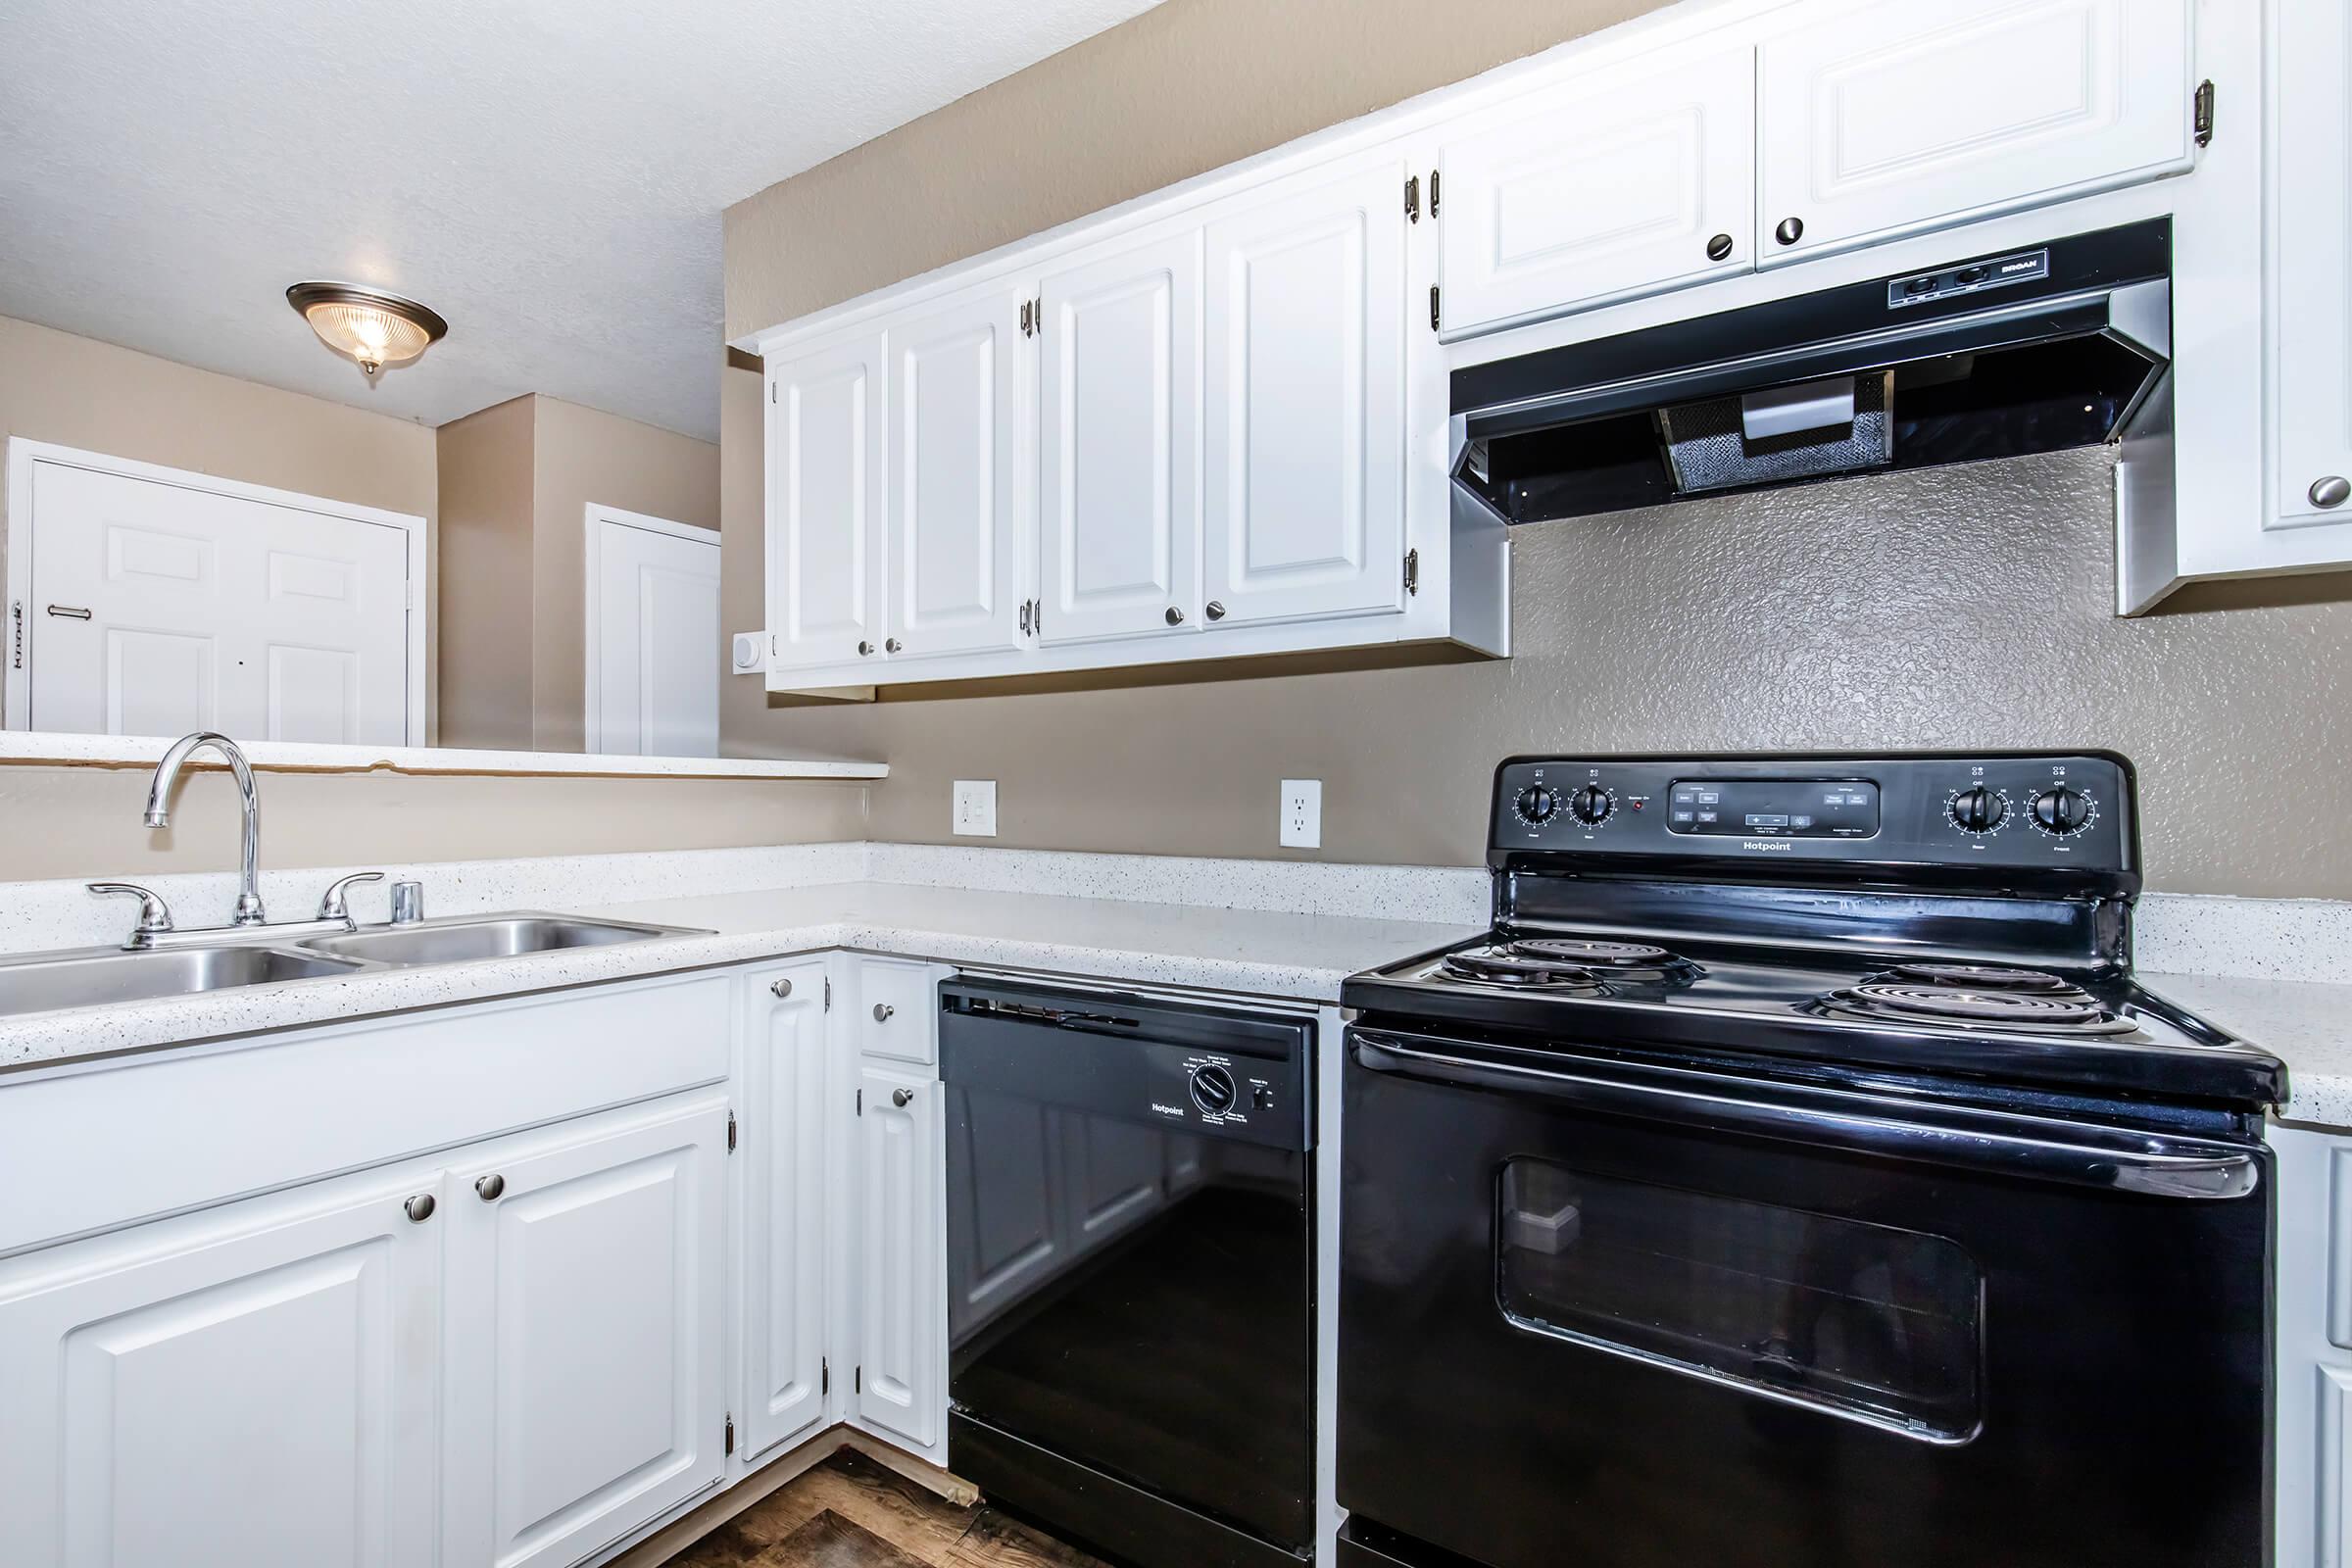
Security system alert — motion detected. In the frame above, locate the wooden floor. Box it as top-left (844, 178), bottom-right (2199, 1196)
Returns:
top-left (662, 1450), bottom-right (1114, 1568)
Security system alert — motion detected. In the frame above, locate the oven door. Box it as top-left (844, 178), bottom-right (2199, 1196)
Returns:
top-left (1337, 1026), bottom-right (2271, 1568)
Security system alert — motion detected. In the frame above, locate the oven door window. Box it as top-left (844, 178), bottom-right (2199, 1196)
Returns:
top-left (1496, 1159), bottom-right (1983, 1441)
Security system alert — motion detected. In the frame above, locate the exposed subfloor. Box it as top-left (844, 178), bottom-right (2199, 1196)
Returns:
top-left (662, 1449), bottom-right (1114, 1568)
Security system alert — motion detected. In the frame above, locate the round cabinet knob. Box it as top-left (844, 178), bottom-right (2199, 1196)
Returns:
top-left (769, 977), bottom-right (793, 999)
top-left (858, 640), bottom-right (874, 657)
top-left (1569, 785), bottom-right (1614, 825)
top-left (1204, 601), bottom-right (1227, 621)
top-left (2312, 475), bottom-right (2351, 510)
top-left (403, 1193), bottom-right (436, 1223)
top-left (1189, 1063), bottom-right (1237, 1116)
top-left (1949, 786), bottom-right (2008, 834)
top-left (1515, 784), bottom-right (1560, 824)
top-left (2032, 786), bottom-right (2094, 837)
top-left (884, 637), bottom-right (903, 654)
top-left (891, 1086), bottom-right (915, 1108)
top-left (1165, 607), bottom-right (1186, 626)
top-left (872, 1002), bottom-right (894, 1022)
top-left (1775, 216), bottom-right (1805, 246)
top-left (1706, 232), bottom-right (1735, 262)
top-left (474, 1173), bottom-right (506, 1202)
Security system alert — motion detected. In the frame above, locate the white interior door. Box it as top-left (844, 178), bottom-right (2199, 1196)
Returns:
top-left (768, 333), bottom-right (885, 669)
top-left (18, 454), bottom-right (417, 742)
top-left (1756, 0), bottom-right (2194, 265)
top-left (885, 285), bottom-right (1029, 662)
top-left (0, 1171), bottom-right (442, 1568)
top-left (1203, 158), bottom-right (1409, 627)
top-left (586, 508), bottom-right (720, 758)
top-left (1436, 44), bottom-right (1756, 333)
top-left (443, 1098), bottom-right (728, 1568)
top-left (1038, 231), bottom-right (1201, 645)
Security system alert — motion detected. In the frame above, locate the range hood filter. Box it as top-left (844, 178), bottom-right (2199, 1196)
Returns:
top-left (1657, 372), bottom-right (1894, 496)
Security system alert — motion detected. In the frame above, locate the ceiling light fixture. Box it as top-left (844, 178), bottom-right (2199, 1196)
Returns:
top-left (285, 281), bottom-right (448, 378)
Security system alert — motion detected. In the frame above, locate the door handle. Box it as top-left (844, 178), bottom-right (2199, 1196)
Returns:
top-left (1350, 1034), bottom-right (2261, 1200)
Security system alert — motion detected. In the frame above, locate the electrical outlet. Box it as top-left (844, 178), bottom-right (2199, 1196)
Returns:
top-left (1280, 779), bottom-right (1322, 849)
top-left (953, 780), bottom-right (999, 837)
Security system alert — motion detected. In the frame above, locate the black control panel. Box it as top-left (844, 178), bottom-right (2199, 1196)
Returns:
top-left (1492, 754), bottom-right (2137, 889)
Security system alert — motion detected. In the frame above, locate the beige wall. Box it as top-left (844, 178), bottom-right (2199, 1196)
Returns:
top-left (719, 0), bottom-right (2352, 899)
top-left (0, 313), bottom-right (440, 730)
top-left (436, 395), bottom-right (720, 752)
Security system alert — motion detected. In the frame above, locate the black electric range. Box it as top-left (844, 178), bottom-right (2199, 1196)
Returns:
top-left (1335, 753), bottom-right (2279, 1568)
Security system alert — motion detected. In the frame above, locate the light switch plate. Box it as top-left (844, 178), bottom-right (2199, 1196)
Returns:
top-left (1280, 779), bottom-right (1322, 849)
top-left (954, 780), bottom-right (999, 837)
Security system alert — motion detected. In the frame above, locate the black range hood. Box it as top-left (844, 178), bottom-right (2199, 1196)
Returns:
top-left (1451, 218), bottom-right (2172, 523)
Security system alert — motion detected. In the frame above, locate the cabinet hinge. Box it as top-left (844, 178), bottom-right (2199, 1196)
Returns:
top-left (9, 600), bottom-right (23, 671)
top-left (856, 1087), bottom-right (863, 1115)
top-left (1429, 170), bottom-right (1441, 218)
top-left (2193, 79), bottom-right (2216, 147)
top-left (823, 974), bottom-right (833, 1010)
top-left (771, 383), bottom-right (777, 403)
top-left (822, 1357), bottom-right (830, 1396)
top-left (1033, 296), bottom-right (1043, 334)
top-left (1019, 600), bottom-right (1032, 636)
top-left (1031, 598), bottom-right (1043, 636)
top-left (1404, 173), bottom-right (1419, 222)
top-left (727, 1111), bottom-right (737, 1152)
top-left (1429, 285), bottom-right (1442, 332)
top-left (724, 1415), bottom-right (735, 1456)
top-left (1020, 299), bottom-right (1033, 336)
top-left (1404, 548), bottom-right (1420, 597)
top-left (856, 1366), bottom-right (862, 1394)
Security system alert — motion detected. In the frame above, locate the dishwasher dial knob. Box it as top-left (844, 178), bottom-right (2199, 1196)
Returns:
top-left (1189, 1063), bottom-right (1237, 1116)
top-left (1569, 785), bottom-right (1614, 826)
top-left (1515, 784), bottom-right (1561, 824)
top-left (2032, 786), bottom-right (2094, 837)
top-left (1949, 786), bottom-right (2009, 834)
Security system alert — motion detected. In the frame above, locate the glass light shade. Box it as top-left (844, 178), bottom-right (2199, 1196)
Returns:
top-left (286, 283), bottom-right (447, 376)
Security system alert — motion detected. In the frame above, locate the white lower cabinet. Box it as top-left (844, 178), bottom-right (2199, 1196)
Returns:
top-left (852, 1059), bottom-right (946, 1459)
top-left (0, 1168), bottom-right (445, 1568)
top-left (2276, 1124), bottom-right (2352, 1568)
top-left (741, 956), bottom-right (833, 1458)
top-left (443, 1095), bottom-right (731, 1568)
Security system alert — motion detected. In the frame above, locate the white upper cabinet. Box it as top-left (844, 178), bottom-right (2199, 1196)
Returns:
top-left (1435, 43), bottom-right (1756, 334)
top-left (1202, 157), bottom-right (1409, 627)
top-left (1036, 230), bottom-right (1202, 645)
top-left (2270, 0), bottom-right (2352, 535)
top-left (768, 331), bottom-right (885, 669)
top-left (1755, 0), bottom-right (2194, 265)
top-left (885, 285), bottom-right (1030, 662)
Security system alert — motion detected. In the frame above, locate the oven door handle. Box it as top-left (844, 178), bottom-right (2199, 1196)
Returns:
top-left (1350, 1035), bottom-right (2260, 1200)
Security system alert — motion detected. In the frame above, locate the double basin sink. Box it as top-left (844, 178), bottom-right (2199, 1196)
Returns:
top-left (0, 915), bottom-right (710, 1019)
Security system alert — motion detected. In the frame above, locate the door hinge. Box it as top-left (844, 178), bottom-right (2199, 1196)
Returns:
top-left (1429, 285), bottom-right (1442, 332)
top-left (1429, 170), bottom-right (1441, 218)
top-left (1404, 173), bottom-right (1419, 222)
top-left (727, 1111), bottom-right (737, 1152)
top-left (724, 1415), bottom-right (735, 1456)
top-left (822, 1356), bottom-right (830, 1396)
top-left (1404, 548), bottom-right (1421, 597)
top-left (2193, 79), bottom-right (2216, 147)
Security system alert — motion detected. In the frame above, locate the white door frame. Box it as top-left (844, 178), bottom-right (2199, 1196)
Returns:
top-left (579, 503), bottom-right (721, 754)
top-left (2, 436), bottom-right (430, 742)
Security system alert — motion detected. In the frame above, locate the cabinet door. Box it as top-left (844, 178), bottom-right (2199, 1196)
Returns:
top-left (2273, 0), bottom-right (2352, 532)
top-left (1756, 0), bottom-right (2193, 265)
top-left (855, 1064), bottom-right (945, 1454)
top-left (1436, 44), bottom-right (1755, 334)
top-left (1202, 159), bottom-right (1410, 627)
top-left (0, 1172), bottom-right (442, 1568)
top-left (443, 1099), bottom-right (728, 1568)
top-left (742, 959), bottom-right (832, 1459)
top-left (886, 285), bottom-right (1030, 662)
top-left (1038, 231), bottom-right (1201, 645)
top-left (769, 332), bottom-right (885, 668)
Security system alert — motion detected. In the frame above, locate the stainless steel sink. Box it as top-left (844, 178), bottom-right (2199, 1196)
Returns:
top-left (298, 913), bottom-right (706, 967)
top-left (0, 945), bottom-right (372, 1017)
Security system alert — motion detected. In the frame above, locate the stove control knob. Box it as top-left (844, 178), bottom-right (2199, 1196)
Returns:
top-left (1949, 786), bottom-right (2008, 834)
top-left (1189, 1063), bottom-right (1237, 1116)
top-left (1570, 785), bottom-right (1614, 826)
top-left (2032, 786), bottom-right (2093, 837)
top-left (1515, 784), bottom-right (1561, 824)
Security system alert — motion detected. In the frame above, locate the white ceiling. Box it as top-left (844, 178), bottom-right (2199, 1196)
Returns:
top-left (0, 0), bottom-right (1164, 441)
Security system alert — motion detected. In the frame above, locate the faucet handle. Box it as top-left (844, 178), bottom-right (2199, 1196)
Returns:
top-left (317, 870), bottom-right (385, 924)
top-left (88, 882), bottom-right (173, 944)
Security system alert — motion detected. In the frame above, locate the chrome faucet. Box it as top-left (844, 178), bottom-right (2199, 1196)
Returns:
top-left (143, 731), bottom-right (266, 926)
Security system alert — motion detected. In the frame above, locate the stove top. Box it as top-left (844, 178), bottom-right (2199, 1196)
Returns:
top-left (1342, 753), bottom-right (2285, 1109)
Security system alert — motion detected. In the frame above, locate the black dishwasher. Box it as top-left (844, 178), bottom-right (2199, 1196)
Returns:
top-left (941, 976), bottom-right (1316, 1568)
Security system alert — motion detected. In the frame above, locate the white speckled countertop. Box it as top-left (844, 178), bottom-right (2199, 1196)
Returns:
top-left (2137, 970), bottom-right (2352, 1130)
top-left (0, 879), bottom-right (1483, 1072)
